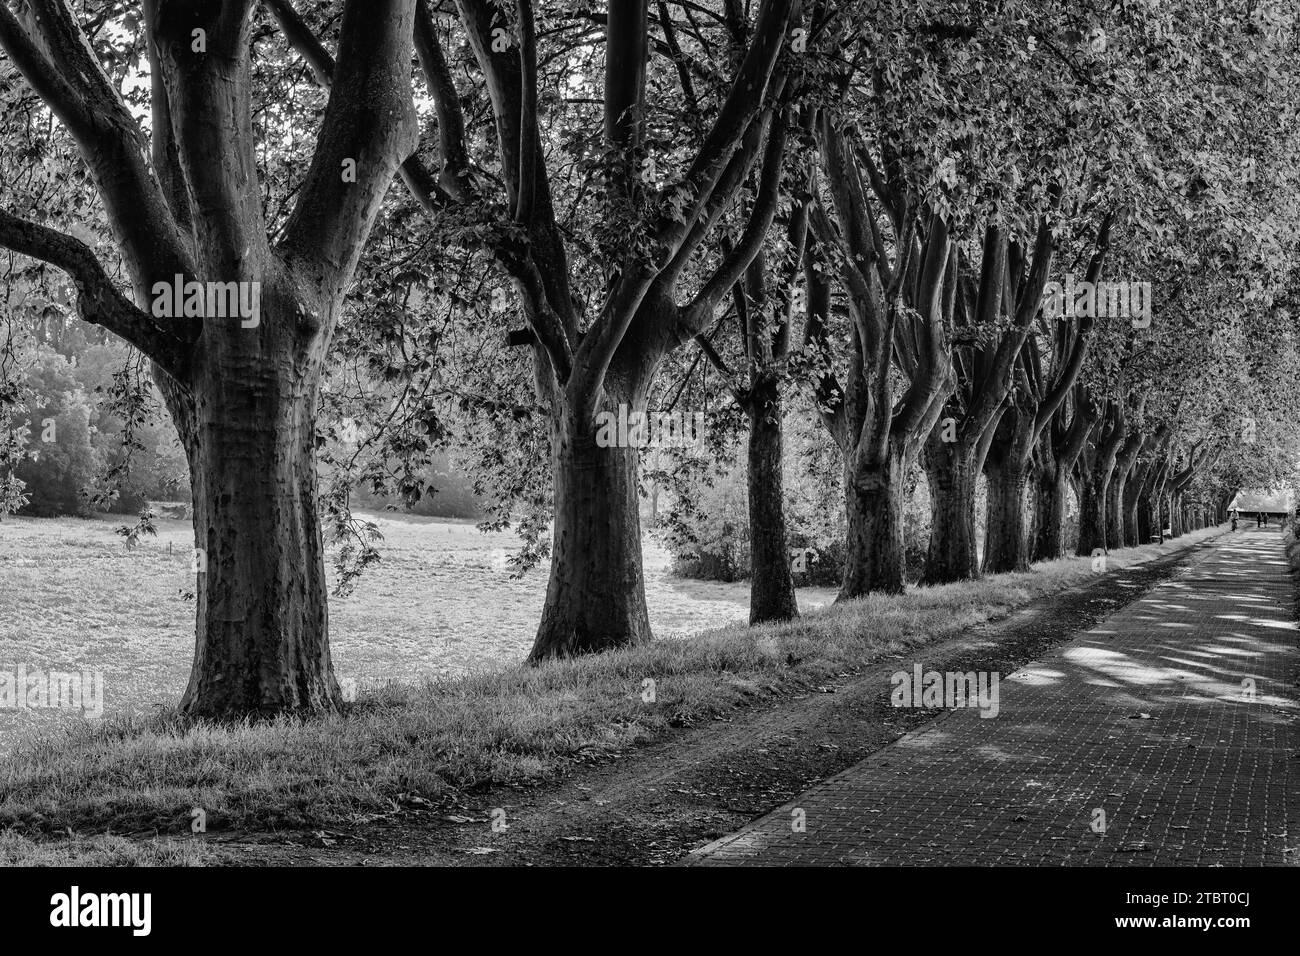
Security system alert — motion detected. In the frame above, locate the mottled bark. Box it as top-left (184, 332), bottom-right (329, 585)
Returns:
top-left (1033, 462), bottom-right (1071, 560)
top-left (177, 294), bottom-right (338, 715)
top-left (1075, 465), bottom-right (1107, 556)
top-left (983, 400), bottom-right (1036, 573)
top-left (1106, 431), bottom-right (1144, 550)
top-left (1075, 399), bottom-right (1123, 556)
top-left (921, 427), bottom-right (979, 584)
top-left (530, 397), bottom-right (653, 660)
top-left (842, 448), bottom-right (907, 596)
top-left (745, 376), bottom-right (798, 623)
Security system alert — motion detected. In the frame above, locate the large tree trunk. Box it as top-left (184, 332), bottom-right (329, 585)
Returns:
top-left (1107, 426), bottom-right (1146, 550)
top-left (528, 287), bottom-right (673, 660)
top-left (1033, 474), bottom-right (1067, 562)
top-left (1123, 462), bottom-right (1148, 547)
top-left (1141, 460), bottom-right (1169, 543)
top-left (1075, 462), bottom-right (1107, 556)
top-left (1105, 468), bottom-right (1128, 550)
top-left (746, 377), bottom-right (798, 623)
top-left (921, 429), bottom-right (979, 584)
top-left (1034, 405), bottom-right (1095, 561)
top-left (841, 448), bottom-right (906, 597)
top-left (982, 404), bottom-right (1035, 573)
top-left (984, 459), bottom-right (1030, 573)
top-left (1032, 449), bottom-right (1068, 562)
top-left (530, 400), bottom-right (653, 660)
top-left (1075, 404), bottom-right (1123, 556)
top-left (177, 355), bottom-right (337, 717)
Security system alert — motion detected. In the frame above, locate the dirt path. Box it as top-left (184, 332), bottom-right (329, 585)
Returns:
top-left (187, 531), bottom-right (1229, 866)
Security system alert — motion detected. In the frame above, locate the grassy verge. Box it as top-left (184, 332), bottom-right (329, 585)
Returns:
top-left (0, 829), bottom-right (209, 866)
top-left (1283, 525), bottom-right (1300, 571)
top-left (0, 525), bottom-right (1225, 846)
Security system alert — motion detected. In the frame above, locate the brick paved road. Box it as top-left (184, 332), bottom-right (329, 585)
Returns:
top-left (686, 529), bottom-right (1300, 865)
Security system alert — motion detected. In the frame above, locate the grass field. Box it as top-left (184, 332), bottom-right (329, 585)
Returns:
top-left (0, 512), bottom-right (836, 752)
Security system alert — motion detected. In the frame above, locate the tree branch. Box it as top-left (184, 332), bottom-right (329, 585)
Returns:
top-left (414, 0), bottom-right (472, 199)
top-left (654, 0), bottom-right (796, 256)
top-left (0, 0), bottom-right (193, 296)
top-left (278, 0), bottom-right (420, 295)
top-left (679, 111), bottom-right (788, 337)
top-left (0, 209), bottom-right (191, 372)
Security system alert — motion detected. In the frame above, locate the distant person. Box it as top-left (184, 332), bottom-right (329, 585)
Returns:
top-left (1257, 511), bottom-right (1264, 528)
top-left (1231, 510), bottom-right (1239, 531)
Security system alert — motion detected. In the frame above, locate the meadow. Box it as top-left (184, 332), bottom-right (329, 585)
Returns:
top-left (0, 512), bottom-right (836, 751)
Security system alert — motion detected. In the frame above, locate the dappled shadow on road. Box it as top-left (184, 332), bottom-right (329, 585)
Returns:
top-left (1049, 533), bottom-right (1297, 712)
top-left (690, 529), bottom-right (1300, 866)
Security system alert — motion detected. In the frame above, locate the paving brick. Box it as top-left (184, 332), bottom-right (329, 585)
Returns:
top-left (685, 529), bottom-right (1300, 866)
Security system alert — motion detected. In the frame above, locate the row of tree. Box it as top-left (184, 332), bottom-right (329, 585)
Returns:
top-left (1, 0), bottom-right (1298, 717)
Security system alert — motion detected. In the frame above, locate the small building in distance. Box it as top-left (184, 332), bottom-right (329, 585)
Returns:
top-left (1228, 489), bottom-right (1295, 522)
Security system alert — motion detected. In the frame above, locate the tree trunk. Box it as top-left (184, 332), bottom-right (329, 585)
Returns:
top-left (1105, 470), bottom-right (1127, 551)
top-left (982, 405), bottom-right (1035, 573)
top-left (176, 314), bottom-right (339, 717)
top-left (1034, 404), bottom-right (1095, 562)
top-left (841, 448), bottom-right (906, 597)
top-left (1075, 464), bottom-right (1107, 556)
top-left (745, 377), bottom-right (798, 623)
top-left (530, 400), bottom-right (653, 660)
top-left (1143, 460), bottom-right (1170, 543)
top-left (1123, 463), bottom-right (1147, 547)
top-left (987, 465), bottom-right (1029, 574)
top-left (984, 461), bottom-right (1030, 573)
top-left (1034, 473), bottom-right (1066, 564)
top-left (921, 430), bottom-right (979, 584)
top-left (1032, 457), bottom-right (1069, 562)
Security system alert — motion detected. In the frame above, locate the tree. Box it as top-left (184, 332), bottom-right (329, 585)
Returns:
top-left (987, 217), bottom-right (1110, 570)
top-left (920, 218), bottom-right (1053, 584)
top-left (809, 135), bottom-right (953, 597)
top-left (0, 0), bottom-right (421, 716)
top-left (692, 159), bottom-right (813, 623)
top-left (287, 0), bottom-right (806, 655)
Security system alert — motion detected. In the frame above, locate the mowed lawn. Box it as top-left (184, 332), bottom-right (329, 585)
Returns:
top-left (0, 512), bottom-right (836, 751)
